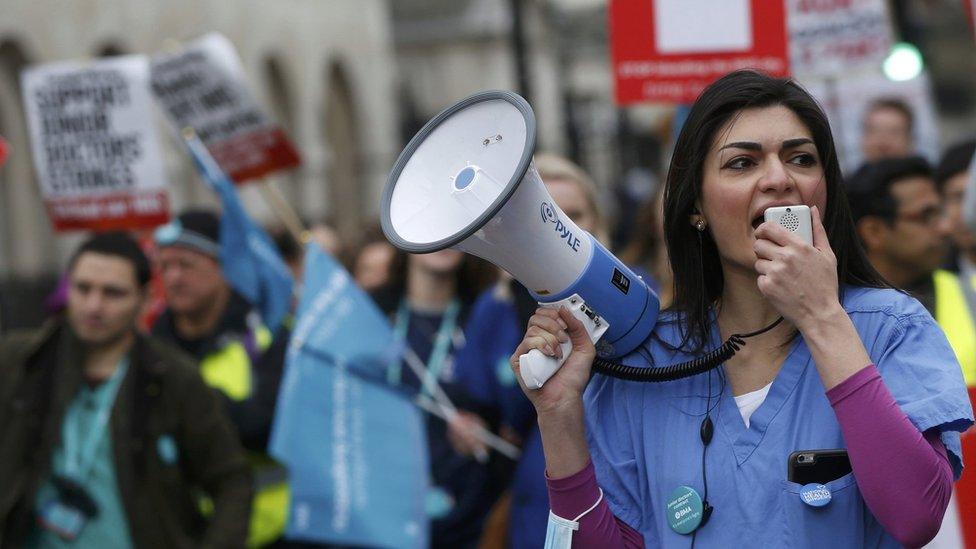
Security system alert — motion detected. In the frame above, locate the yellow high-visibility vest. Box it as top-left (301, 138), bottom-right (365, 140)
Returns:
top-left (933, 269), bottom-right (976, 386)
top-left (199, 325), bottom-right (289, 547)
top-left (200, 326), bottom-right (272, 400)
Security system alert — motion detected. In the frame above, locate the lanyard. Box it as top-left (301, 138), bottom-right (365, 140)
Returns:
top-left (61, 358), bottom-right (130, 481)
top-left (390, 298), bottom-right (460, 397)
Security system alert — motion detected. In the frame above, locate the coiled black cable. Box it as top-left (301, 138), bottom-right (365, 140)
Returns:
top-left (591, 316), bottom-right (784, 382)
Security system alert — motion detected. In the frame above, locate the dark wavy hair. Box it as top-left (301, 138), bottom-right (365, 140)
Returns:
top-left (663, 70), bottom-right (888, 351)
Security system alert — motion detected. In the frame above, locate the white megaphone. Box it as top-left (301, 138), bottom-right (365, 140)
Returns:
top-left (380, 91), bottom-right (659, 389)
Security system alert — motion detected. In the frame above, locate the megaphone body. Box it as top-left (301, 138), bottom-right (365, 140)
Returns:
top-left (381, 91), bottom-right (659, 388)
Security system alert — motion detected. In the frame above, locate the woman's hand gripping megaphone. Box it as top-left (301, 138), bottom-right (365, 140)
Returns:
top-left (511, 294), bottom-right (607, 398)
top-left (511, 305), bottom-right (599, 413)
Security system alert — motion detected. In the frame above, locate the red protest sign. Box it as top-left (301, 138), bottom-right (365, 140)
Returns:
top-left (955, 387), bottom-right (976, 547)
top-left (151, 34), bottom-right (301, 184)
top-left (43, 190), bottom-right (170, 232)
top-left (205, 126), bottom-right (300, 183)
top-left (610, 0), bottom-right (789, 105)
top-left (966, 0), bottom-right (976, 43)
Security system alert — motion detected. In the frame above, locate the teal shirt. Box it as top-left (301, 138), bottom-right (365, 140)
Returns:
top-left (29, 360), bottom-right (134, 549)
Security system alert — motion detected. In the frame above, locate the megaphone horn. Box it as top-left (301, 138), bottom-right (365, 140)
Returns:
top-left (381, 91), bottom-right (658, 388)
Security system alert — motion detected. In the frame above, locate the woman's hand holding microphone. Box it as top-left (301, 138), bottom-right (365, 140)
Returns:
top-left (753, 205), bottom-right (871, 390)
top-left (753, 205), bottom-right (842, 333)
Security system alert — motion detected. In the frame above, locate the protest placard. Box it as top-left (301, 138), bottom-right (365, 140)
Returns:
top-left (150, 33), bottom-right (301, 183)
top-left (803, 70), bottom-right (940, 172)
top-left (21, 55), bottom-right (169, 231)
top-left (787, 0), bottom-right (893, 77)
top-left (610, 0), bottom-right (790, 104)
top-left (967, 0), bottom-right (976, 43)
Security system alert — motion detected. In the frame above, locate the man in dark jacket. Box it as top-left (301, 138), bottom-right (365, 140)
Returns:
top-left (0, 232), bottom-right (251, 548)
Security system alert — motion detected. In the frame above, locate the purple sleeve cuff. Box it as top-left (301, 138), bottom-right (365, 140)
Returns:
top-left (546, 461), bottom-right (602, 519)
top-left (826, 363), bottom-right (879, 405)
top-left (546, 461), bottom-right (646, 548)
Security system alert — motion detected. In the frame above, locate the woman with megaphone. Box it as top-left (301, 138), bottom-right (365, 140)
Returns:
top-left (512, 70), bottom-right (973, 548)
top-left (448, 153), bottom-right (646, 548)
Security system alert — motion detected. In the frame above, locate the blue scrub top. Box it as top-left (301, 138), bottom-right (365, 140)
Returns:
top-left (29, 360), bottom-right (133, 549)
top-left (455, 287), bottom-right (535, 431)
top-left (454, 286), bottom-right (547, 549)
top-left (457, 274), bottom-right (662, 548)
top-left (585, 286), bottom-right (973, 548)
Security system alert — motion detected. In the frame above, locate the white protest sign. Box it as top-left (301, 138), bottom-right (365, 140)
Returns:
top-left (21, 55), bottom-right (169, 231)
top-left (655, 0), bottom-right (753, 54)
top-left (150, 33), bottom-right (300, 183)
top-left (788, 0), bottom-right (894, 77)
top-left (802, 69), bottom-right (940, 172)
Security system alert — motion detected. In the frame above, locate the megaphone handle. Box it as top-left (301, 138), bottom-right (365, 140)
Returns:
top-left (518, 294), bottom-right (608, 390)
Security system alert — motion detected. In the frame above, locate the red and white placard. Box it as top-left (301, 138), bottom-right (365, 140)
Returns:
top-left (929, 388), bottom-right (976, 549)
top-left (787, 0), bottom-right (893, 77)
top-left (610, 0), bottom-right (790, 104)
top-left (21, 55), bottom-right (170, 231)
top-left (957, 395), bottom-right (976, 548)
top-left (965, 0), bottom-right (976, 43)
top-left (150, 33), bottom-right (301, 184)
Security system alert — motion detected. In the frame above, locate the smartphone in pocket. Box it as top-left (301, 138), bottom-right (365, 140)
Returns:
top-left (788, 449), bottom-right (852, 484)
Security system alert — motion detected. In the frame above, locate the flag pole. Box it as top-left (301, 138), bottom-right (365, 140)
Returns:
top-left (414, 394), bottom-right (522, 462)
top-left (402, 347), bottom-right (521, 461)
top-left (259, 178), bottom-right (309, 246)
top-left (180, 127), bottom-right (309, 245)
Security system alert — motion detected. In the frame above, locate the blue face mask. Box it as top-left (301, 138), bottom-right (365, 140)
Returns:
top-left (542, 488), bottom-right (603, 549)
top-left (543, 511), bottom-right (579, 549)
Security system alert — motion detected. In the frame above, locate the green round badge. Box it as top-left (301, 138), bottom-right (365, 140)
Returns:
top-left (666, 485), bottom-right (704, 535)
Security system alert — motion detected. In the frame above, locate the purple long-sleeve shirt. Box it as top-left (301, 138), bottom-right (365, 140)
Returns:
top-left (546, 364), bottom-right (953, 548)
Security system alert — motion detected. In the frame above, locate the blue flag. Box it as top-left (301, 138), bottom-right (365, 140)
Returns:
top-left (269, 244), bottom-right (429, 548)
top-left (183, 134), bottom-right (294, 332)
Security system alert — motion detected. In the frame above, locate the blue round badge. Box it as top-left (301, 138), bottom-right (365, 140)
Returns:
top-left (666, 486), bottom-right (704, 535)
top-left (799, 483), bottom-right (832, 507)
top-left (426, 486), bottom-right (455, 519)
top-left (495, 356), bottom-right (517, 387)
top-left (157, 434), bottom-right (179, 465)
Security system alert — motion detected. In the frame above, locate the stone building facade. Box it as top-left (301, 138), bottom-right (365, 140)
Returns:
top-left (0, 0), bottom-right (399, 328)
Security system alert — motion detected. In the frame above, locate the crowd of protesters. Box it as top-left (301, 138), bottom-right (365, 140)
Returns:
top-left (0, 84), bottom-right (974, 549)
